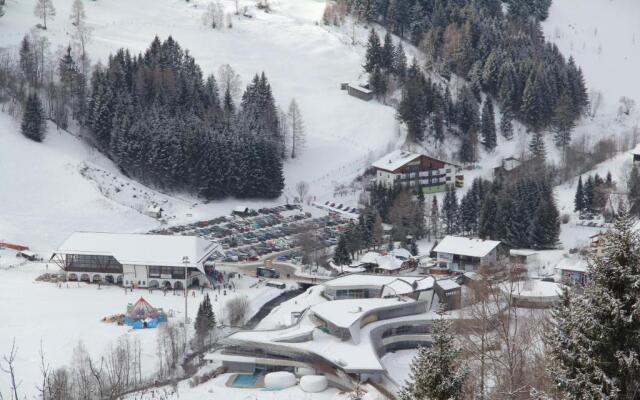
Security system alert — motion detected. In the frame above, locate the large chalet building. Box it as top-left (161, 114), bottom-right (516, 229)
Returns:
top-left (50, 232), bottom-right (221, 289)
top-left (372, 150), bottom-right (462, 193)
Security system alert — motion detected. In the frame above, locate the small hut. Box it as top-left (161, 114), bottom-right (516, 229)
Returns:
top-left (124, 297), bottom-right (167, 329)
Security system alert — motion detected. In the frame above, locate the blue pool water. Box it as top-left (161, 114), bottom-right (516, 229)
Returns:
top-left (232, 374), bottom-right (259, 388)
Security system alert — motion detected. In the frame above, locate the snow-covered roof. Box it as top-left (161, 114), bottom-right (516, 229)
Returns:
top-left (349, 83), bottom-right (372, 94)
top-left (391, 248), bottom-right (412, 260)
top-left (435, 278), bottom-right (460, 291)
top-left (311, 298), bottom-right (408, 329)
top-left (17, 250), bottom-right (36, 258)
top-left (499, 157), bottom-right (522, 171)
top-left (433, 236), bottom-right (501, 258)
top-left (325, 274), bottom-right (434, 295)
top-left (54, 232), bottom-right (219, 269)
top-left (360, 251), bottom-right (381, 264)
top-left (371, 150), bottom-right (422, 173)
top-left (233, 205), bottom-right (249, 213)
top-left (509, 249), bottom-right (538, 257)
top-left (632, 143), bottom-right (640, 155)
top-left (381, 277), bottom-right (434, 297)
top-left (555, 257), bottom-right (588, 273)
top-left (375, 254), bottom-right (403, 270)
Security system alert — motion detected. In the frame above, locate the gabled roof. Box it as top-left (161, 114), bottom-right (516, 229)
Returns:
top-left (54, 232), bottom-right (219, 269)
top-left (372, 150), bottom-right (422, 173)
top-left (372, 150), bottom-right (458, 173)
top-left (433, 236), bottom-right (501, 258)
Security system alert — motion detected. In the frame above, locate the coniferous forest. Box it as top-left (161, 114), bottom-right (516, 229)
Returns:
top-left (86, 37), bottom-right (285, 199)
top-left (328, 0), bottom-right (589, 162)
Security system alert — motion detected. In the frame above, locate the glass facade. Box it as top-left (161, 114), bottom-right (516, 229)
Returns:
top-left (148, 266), bottom-right (185, 279)
top-left (66, 254), bottom-right (123, 273)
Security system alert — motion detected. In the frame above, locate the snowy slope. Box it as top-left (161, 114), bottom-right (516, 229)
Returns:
top-left (0, 0), bottom-right (399, 252)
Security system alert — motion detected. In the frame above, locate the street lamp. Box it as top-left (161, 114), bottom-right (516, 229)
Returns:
top-left (182, 255), bottom-right (190, 352)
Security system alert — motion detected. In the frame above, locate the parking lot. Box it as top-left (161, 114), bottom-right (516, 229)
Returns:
top-left (150, 205), bottom-right (352, 264)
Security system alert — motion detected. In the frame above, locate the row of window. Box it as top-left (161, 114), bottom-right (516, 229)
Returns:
top-left (148, 266), bottom-right (186, 279)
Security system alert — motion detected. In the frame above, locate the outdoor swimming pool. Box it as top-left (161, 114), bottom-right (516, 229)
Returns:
top-left (232, 373), bottom-right (260, 388)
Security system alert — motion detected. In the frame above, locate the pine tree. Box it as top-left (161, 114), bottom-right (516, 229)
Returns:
top-left (430, 196), bottom-right (440, 240)
top-left (442, 186), bottom-right (459, 234)
top-left (399, 310), bottom-right (468, 400)
top-left (381, 32), bottom-right (394, 71)
top-left (21, 92), bottom-right (46, 142)
top-left (574, 176), bottom-right (585, 212)
top-left (392, 42), bottom-right (407, 79)
top-left (34, 0), bottom-right (56, 29)
top-left (480, 99), bottom-right (497, 151)
top-left (584, 175), bottom-right (595, 211)
top-left (499, 111), bottom-right (514, 140)
top-left (553, 92), bottom-right (575, 156)
top-left (194, 294), bottom-right (216, 349)
top-left (364, 28), bottom-right (381, 73)
top-left (528, 131), bottom-right (546, 162)
top-left (369, 67), bottom-right (387, 97)
top-left (547, 213), bottom-right (640, 398)
top-left (334, 235), bottom-right (352, 266)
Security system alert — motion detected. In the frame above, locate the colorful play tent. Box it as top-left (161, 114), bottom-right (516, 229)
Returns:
top-left (124, 297), bottom-right (167, 329)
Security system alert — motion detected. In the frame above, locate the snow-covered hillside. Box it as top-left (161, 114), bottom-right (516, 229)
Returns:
top-left (0, 0), bottom-right (399, 252)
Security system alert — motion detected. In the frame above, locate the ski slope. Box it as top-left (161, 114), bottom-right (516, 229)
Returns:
top-left (0, 0), bottom-right (398, 252)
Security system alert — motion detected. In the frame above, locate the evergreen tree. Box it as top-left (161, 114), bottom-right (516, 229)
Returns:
top-left (528, 196), bottom-right (560, 249)
top-left (194, 294), bottom-right (216, 349)
top-left (584, 175), bottom-right (595, 211)
top-left (334, 235), bottom-right (352, 266)
top-left (528, 131), bottom-right (546, 162)
top-left (547, 213), bottom-right (640, 398)
top-left (552, 92), bottom-right (575, 153)
top-left (381, 32), bottom-right (394, 71)
top-left (392, 42), bottom-right (407, 79)
top-left (21, 92), bottom-right (46, 142)
top-left (364, 28), bottom-right (381, 73)
top-left (574, 176), bottom-right (585, 212)
top-left (480, 99), bottom-right (497, 151)
top-left (499, 111), bottom-right (514, 140)
top-left (399, 310), bottom-right (468, 400)
top-left (442, 186), bottom-right (459, 234)
top-left (369, 67), bottom-right (387, 97)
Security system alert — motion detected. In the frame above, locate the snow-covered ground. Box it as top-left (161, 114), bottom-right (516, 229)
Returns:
top-left (122, 372), bottom-right (352, 400)
top-left (0, 0), bottom-right (399, 253)
top-left (0, 258), bottom-right (284, 397)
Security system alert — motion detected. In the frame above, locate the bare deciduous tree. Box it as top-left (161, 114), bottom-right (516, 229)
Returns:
top-left (288, 98), bottom-right (305, 158)
top-left (225, 295), bottom-right (249, 326)
top-left (217, 64), bottom-right (241, 102)
top-left (295, 180), bottom-right (309, 204)
top-left (69, 0), bottom-right (85, 26)
top-left (34, 0), bottom-right (56, 29)
top-left (0, 339), bottom-right (20, 400)
top-left (202, 1), bottom-right (224, 30)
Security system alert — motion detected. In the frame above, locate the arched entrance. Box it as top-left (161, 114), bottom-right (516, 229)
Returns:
top-left (162, 281), bottom-right (172, 290)
top-left (174, 281), bottom-right (184, 290)
top-left (149, 280), bottom-right (160, 289)
top-left (67, 273), bottom-right (78, 281)
top-left (92, 274), bottom-right (102, 283)
top-left (104, 275), bottom-right (115, 284)
top-left (80, 274), bottom-right (90, 282)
